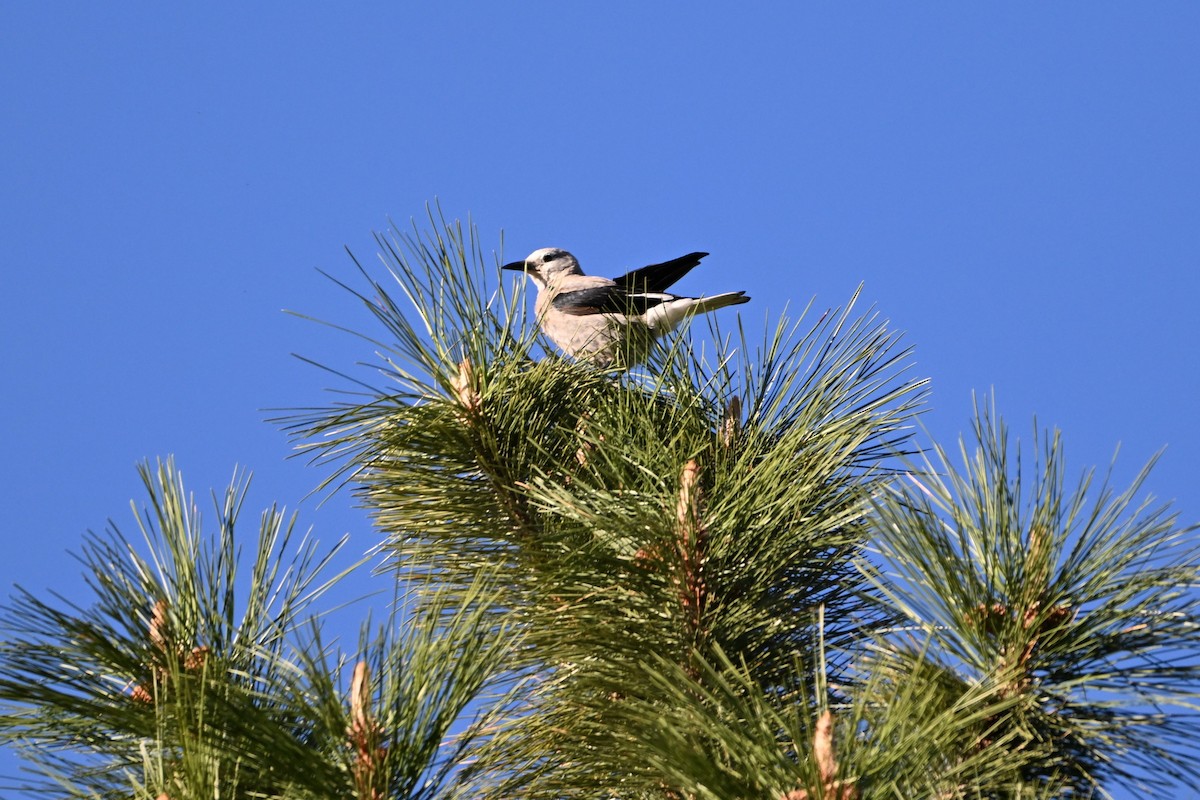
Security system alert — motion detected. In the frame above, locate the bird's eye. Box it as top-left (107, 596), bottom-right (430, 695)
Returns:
top-left (543, 253), bottom-right (555, 263)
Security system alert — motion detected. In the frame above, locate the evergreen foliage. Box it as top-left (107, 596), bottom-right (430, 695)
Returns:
top-left (1, 211), bottom-right (1197, 798)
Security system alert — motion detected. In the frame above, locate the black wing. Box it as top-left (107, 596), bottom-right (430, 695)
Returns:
top-left (611, 252), bottom-right (708, 294)
top-left (551, 285), bottom-right (669, 316)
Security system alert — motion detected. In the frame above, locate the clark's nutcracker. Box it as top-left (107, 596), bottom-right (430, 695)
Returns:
top-left (502, 248), bottom-right (749, 367)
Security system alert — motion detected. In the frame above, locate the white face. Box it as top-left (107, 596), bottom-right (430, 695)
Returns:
top-left (522, 247), bottom-right (582, 287)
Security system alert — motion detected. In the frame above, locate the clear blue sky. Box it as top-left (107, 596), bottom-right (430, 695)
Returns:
top-left (2, 4), bottom-right (1198, 796)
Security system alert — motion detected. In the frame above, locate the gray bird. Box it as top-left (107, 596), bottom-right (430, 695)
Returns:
top-left (502, 248), bottom-right (750, 367)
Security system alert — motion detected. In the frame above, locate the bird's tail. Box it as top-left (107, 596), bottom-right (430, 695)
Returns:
top-left (689, 291), bottom-right (750, 315)
top-left (649, 291), bottom-right (751, 332)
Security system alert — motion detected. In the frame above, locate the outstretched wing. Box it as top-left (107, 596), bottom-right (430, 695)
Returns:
top-left (551, 285), bottom-right (672, 317)
top-left (611, 252), bottom-right (708, 294)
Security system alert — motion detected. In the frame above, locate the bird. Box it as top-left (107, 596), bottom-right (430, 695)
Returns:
top-left (502, 247), bottom-right (750, 368)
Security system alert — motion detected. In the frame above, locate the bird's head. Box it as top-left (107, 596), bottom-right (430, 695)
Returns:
top-left (502, 247), bottom-right (583, 288)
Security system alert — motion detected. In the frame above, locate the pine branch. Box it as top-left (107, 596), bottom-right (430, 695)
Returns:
top-left (0, 458), bottom-right (351, 797)
top-left (280, 214), bottom-right (928, 796)
top-left (863, 397), bottom-right (1200, 795)
top-left (0, 459), bottom-right (516, 800)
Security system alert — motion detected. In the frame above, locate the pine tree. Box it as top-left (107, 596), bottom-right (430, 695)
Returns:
top-left (2, 211), bottom-right (1198, 798)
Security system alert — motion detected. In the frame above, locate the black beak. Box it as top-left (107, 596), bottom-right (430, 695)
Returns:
top-left (501, 259), bottom-right (528, 272)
